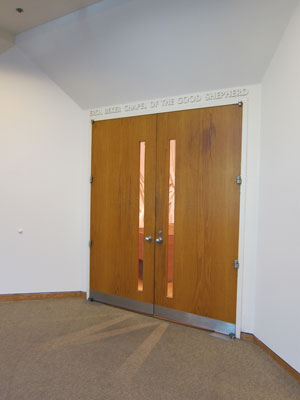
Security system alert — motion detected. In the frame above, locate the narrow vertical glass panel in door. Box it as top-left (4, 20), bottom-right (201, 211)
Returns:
top-left (167, 140), bottom-right (176, 298)
top-left (138, 141), bottom-right (146, 291)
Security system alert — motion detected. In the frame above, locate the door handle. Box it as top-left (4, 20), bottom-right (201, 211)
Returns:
top-left (145, 236), bottom-right (152, 242)
top-left (155, 237), bottom-right (163, 243)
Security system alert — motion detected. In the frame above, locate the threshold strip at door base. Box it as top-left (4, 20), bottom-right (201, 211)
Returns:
top-left (154, 305), bottom-right (236, 336)
top-left (89, 291), bottom-right (154, 314)
top-left (89, 291), bottom-right (235, 336)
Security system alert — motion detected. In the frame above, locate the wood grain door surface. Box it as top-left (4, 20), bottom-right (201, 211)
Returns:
top-left (90, 115), bottom-right (157, 305)
top-left (90, 105), bottom-right (242, 324)
top-left (155, 106), bottom-right (242, 323)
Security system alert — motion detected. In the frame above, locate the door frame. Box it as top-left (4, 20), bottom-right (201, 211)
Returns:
top-left (86, 86), bottom-right (255, 339)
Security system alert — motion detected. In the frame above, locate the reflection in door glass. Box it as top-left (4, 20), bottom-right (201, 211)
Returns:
top-left (138, 142), bottom-right (145, 292)
top-left (167, 140), bottom-right (176, 298)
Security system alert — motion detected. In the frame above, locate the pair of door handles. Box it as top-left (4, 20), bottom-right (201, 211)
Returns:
top-left (145, 236), bottom-right (163, 243)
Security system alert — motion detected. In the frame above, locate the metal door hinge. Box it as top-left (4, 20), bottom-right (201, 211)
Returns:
top-left (236, 176), bottom-right (242, 185)
top-left (91, 119), bottom-right (95, 124)
top-left (234, 259), bottom-right (239, 269)
top-left (89, 240), bottom-right (92, 248)
top-left (238, 101), bottom-right (243, 107)
top-left (90, 176), bottom-right (93, 184)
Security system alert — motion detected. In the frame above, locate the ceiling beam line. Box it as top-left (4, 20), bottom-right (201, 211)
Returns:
top-left (0, 28), bottom-right (15, 54)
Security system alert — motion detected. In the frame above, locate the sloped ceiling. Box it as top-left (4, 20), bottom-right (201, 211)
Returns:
top-left (15, 0), bottom-right (298, 109)
top-left (0, 0), bottom-right (101, 34)
top-left (0, 0), bottom-right (101, 54)
top-left (0, 28), bottom-right (15, 54)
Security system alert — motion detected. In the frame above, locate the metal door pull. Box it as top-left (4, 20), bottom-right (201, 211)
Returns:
top-left (155, 237), bottom-right (163, 243)
top-left (145, 236), bottom-right (152, 242)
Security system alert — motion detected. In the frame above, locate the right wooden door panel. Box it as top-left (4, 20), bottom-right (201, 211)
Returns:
top-left (155, 105), bottom-right (242, 324)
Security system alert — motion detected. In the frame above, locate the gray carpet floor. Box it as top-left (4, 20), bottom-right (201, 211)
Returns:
top-left (0, 298), bottom-right (299, 400)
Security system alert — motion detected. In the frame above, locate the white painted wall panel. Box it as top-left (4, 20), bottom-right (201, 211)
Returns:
top-left (256, 1), bottom-right (300, 373)
top-left (0, 47), bottom-right (87, 294)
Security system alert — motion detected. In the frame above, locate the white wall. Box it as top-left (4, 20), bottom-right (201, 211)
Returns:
top-left (255, 1), bottom-right (300, 372)
top-left (0, 47), bottom-right (88, 294)
top-left (239, 87), bottom-right (261, 335)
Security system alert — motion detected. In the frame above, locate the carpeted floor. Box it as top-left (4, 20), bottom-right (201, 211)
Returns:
top-left (0, 298), bottom-right (299, 400)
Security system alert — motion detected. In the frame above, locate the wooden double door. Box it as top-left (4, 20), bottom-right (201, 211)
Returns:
top-left (90, 105), bottom-right (242, 335)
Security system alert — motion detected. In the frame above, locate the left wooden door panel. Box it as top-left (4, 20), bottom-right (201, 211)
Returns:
top-left (90, 115), bottom-right (157, 307)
